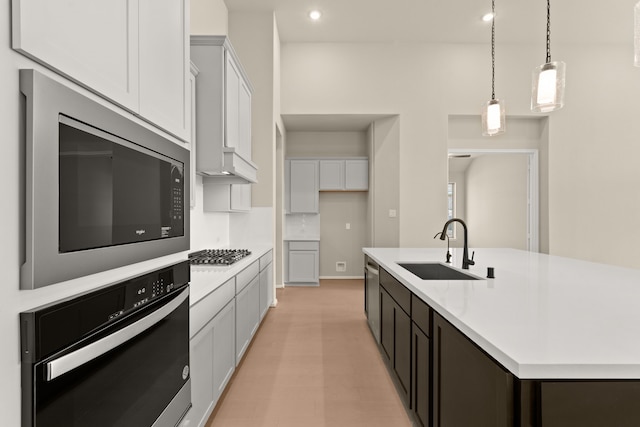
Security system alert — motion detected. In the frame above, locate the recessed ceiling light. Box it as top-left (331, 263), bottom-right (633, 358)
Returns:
top-left (309, 10), bottom-right (322, 21)
top-left (482, 12), bottom-right (495, 22)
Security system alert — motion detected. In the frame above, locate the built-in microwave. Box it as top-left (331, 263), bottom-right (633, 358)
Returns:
top-left (20, 69), bottom-right (190, 290)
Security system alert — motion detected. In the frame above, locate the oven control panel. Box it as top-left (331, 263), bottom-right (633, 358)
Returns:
top-left (125, 266), bottom-right (183, 311)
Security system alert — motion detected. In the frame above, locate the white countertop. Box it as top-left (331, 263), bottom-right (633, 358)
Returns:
top-left (189, 245), bottom-right (272, 306)
top-left (364, 247), bottom-right (640, 379)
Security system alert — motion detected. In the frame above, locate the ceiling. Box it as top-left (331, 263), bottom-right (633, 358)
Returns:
top-left (224, 0), bottom-right (635, 45)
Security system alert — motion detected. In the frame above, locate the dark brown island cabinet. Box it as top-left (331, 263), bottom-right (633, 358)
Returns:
top-left (365, 260), bottom-right (640, 427)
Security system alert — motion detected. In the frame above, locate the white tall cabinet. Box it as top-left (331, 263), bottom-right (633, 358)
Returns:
top-left (12, 0), bottom-right (190, 141)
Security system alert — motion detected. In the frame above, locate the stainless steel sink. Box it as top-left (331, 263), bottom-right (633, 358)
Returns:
top-left (398, 263), bottom-right (480, 280)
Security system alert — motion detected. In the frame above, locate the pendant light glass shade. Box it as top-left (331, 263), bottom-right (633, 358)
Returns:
top-left (482, 0), bottom-right (505, 136)
top-left (635, 1), bottom-right (640, 66)
top-left (531, 0), bottom-right (565, 113)
top-left (482, 99), bottom-right (505, 136)
top-left (531, 61), bottom-right (566, 113)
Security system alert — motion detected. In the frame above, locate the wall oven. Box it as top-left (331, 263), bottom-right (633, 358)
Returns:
top-left (20, 261), bottom-right (191, 427)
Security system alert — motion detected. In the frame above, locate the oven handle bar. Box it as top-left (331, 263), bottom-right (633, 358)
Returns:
top-left (46, 287), bottom-right (189, 382)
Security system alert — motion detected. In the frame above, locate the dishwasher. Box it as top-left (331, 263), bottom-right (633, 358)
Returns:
top-left (365, 259), bottom-right (381, 343)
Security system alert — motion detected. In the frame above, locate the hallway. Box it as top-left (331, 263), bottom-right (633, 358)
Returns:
top-left (205, 279), bottom-right (413, 427)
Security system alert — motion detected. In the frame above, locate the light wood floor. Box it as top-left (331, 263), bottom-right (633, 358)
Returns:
top-left (205, 279), bottom-right (413, 427)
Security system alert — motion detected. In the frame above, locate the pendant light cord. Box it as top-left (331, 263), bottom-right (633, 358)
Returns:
top-left (546, 0), bottom-right (551, 63)
top-left (491, 0), bottom-right (496, 100)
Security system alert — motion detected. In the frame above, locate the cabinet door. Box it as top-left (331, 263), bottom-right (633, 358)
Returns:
top-left (237, 79), bottom-right (252, 160)
top-left (319, 160), bottom-right (345, 190)
top-left (225, 53), bottom-right (241, 150)
top-left (345, 159), bottom-right (369, 190)
top-left (433, 313), bottom-right (514, 427)
top-left (288, 250), bottom-right (319, 283)
top-left (235, 283), bottom-right (251, 364)
top-left (380, 287), bottom-right (394, 363)
top-left (247, 276), bottom-right (261, 338)
top-left (412, 325), bottom-right (430, 427)
top-left (395, 307), bottom-right (411, 403)
top-left (139, 0), bottom-right (189, 139)
top-left (186, 317), bottom-right (215, 427)
top-left (289, 160), bottom-right (319, 213)
top-left (212, 300), bottom-right (236, 403)
top-left (230, 184), bottom-right (251, 211)
top-left (12, 0), bottom-right (139, 110)
top-left (189, 63), bottom-right (198, 208)
top-left (259, 263), bottom-right (273, 320)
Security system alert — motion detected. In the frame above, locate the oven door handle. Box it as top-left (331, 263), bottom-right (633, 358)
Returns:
top-left (46, 287), bottom-right (189, 382)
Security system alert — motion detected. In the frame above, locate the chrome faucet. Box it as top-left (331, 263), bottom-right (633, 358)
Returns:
top-left (438, 218), bottom-right (475, 269)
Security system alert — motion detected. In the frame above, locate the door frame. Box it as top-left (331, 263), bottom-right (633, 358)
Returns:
top-left (447, 148), bottom-right (539, 252)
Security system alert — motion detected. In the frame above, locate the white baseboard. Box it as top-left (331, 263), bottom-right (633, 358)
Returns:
top-left (319, 276), bottom-right (365, 280)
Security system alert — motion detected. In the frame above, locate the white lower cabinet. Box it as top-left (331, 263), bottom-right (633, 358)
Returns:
top-left (236, 276), bottom-right (260, 363)
top-left (259, 262), bottom-right (273, 320)
top-left (189, 300), bottom-right (235, 426)
top-left (234, 261), bottom-right (261, 364)
top-left (286, 241), bottom-right (319, 285)
top-left (183, 252), bottom-right (272, 427)
top-left (183, 281), bottom-right (235, 427)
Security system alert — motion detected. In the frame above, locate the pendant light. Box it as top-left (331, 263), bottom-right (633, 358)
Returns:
top-left (482, 0), bottom-right (505, 136)
top-left (531, 0), bottom-right (565, 113)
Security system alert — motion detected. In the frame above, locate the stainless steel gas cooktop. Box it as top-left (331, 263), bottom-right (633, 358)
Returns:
top-left (188, 249), bottom-right (251, 265)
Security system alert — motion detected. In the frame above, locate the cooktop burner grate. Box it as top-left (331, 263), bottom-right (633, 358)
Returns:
top-left (188, 249), bottom-right (252, 265)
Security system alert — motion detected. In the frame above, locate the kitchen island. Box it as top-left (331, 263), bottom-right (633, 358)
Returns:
top-left (364, 247), bottom-right (640, 427)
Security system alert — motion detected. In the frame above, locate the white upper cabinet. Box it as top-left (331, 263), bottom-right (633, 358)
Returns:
top-left (319, 160), bottom-right (345, 191)
top-left (12, 0), bottom-right (190, 141)
top-left (190, 36), bottom-right (257, 184)
top-left (345, 159), bottom-right (369, 190)
top-left (287, 160), bottom-right (319, 214)
top-left (319, 158), bottom-right (369, 191)
top-left (12, 0), bottom-right (139, 110)
top-left (138, 0), bottom-right (190, 140)
top-left (224, 54), bottom-right (241, 151)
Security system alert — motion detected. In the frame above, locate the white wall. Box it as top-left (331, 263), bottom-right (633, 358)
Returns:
top-left (548, 44), bottom-right (640, 268)
top-left (281, 41), bottom-right (640, 269)
top-left (465, 154), bottom-right (529, 249)
top-left (191, 0), bottom-right (228, 35)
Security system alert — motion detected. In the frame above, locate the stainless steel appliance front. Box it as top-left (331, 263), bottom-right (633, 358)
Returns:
top-left (20, 262), bottom-right (191, 427)
top-left (20, 69), bottom-right (190, 289)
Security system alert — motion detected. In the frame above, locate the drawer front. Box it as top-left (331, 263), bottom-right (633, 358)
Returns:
top-left (288, 241), bottom-right (319, 251)
top-left (190, 278), bottom-right (235, 338)
top-left (236, 260), bottom-right (260, 294)
top-left (380, 267), bottom-right (411, 314)
top-left (259, 250), bottom-right (273, 271)
top-left (412, 294), bottom-right (431, 337)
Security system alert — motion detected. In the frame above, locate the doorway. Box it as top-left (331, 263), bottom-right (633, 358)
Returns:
top-left (448, 149), bottom-right (539, 252)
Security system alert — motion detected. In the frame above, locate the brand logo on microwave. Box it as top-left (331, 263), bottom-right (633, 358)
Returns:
top-left (136, 229), bottom-right (146, 236)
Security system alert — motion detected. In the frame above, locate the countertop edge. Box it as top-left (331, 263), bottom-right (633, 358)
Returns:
top-left (364, 247), bottom-right (640, 380)
top-left (189, 245), bottom-right (273, 307)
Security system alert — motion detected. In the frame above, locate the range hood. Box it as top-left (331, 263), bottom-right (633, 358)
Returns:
top-left (198, 147), bottom-right (258, 184)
